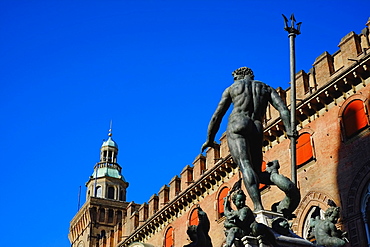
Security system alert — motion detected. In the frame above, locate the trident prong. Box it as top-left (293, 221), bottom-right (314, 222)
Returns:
top-left (282, 13), bottom-right (301, 35)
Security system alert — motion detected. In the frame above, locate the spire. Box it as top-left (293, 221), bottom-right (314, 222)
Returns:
top-left (108, 120), bottom-right (113, 137)
top-left (102, 121), bottom-right (118, 148)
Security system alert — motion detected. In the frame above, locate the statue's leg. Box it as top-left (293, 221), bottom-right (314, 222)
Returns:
top-left (227, 131), bottom-right (263, 211)
top-left (225, 228), bottom-right (237, 247)
top-left (249, 121), bottom-right (264, 174)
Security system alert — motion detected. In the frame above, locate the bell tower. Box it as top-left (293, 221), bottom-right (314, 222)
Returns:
top-left (69, 129), bottom-right (129, 247)
top-left (86, 129), bottom-right (128, 201)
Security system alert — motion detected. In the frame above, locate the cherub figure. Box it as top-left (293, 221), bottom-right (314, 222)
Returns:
top-left (310, 202), bottom-right (348, 246)
top-left (223, 189), bottom-right (255, 247)
top-left (223, 185), bottom-right (277, 247)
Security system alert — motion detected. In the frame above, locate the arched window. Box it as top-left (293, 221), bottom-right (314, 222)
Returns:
top-left (259, 161), bottom-right (267, 189)
top-left (108, 186), bottom-right (115, 199)
top-left (297, 133), bottom-right (313, 167)
top-left (343, 99), bottom-right (368, 138)
top-left (164, 227), bottom-right (174, 247)
top-left (100, 230), bottom-right (106, 238)
top-left (217, 187), bottom-right (229, 218)
top-left (108, 209), bottom-right (114, 223)
top-left (117, 210), bottom-right (122, 223)
top-left (99, 208), bottom-right (105, 222)
top-left (119, 189), bottom-right (125, 201)
top-left (189, 209), bottom-right (198, 226)
top-left (96, 186), bottom-right (102, 198)
top-left (90, 207), bottom-right (97, 222)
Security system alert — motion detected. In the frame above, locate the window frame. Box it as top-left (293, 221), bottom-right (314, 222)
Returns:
top-left (164, 226), bottom-right (174, 247)
top-left (339, 95), bottom-right (369, 141)
top-left (217, 187), bottom-right (229, 219)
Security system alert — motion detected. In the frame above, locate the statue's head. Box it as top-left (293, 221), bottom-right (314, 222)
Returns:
top-left (232, 190), bottom-right (246, 209)
top-left (325, 206), bottom-right (340, 223)
top-left (232, 67), bottom-right (254, 80)
top-left (186, 225), bottom-right (198, 242)
top-left (272, 217), bottom-right (290, 235)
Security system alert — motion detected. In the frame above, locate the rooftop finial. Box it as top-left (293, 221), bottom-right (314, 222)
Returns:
top-left (108, 120), bottom-right (113, 137)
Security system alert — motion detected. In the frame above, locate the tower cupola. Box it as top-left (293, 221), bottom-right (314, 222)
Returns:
top-left (86, 128), bottom-right (129, 201)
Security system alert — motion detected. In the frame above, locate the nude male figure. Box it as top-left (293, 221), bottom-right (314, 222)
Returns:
top-left (201, 67), bottom-right (292, 211)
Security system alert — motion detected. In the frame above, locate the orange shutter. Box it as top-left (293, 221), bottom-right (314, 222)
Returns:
top-left (189, 209), bottom-right (199, 226)
top-left (296, 133), bottom-right (313, 166)
top-left (259, 161), bottom-right (267, 189)
top-left (164, 227), bottom-right (173, 247)
top-left (218, 187), bottom-right (229, 217)
top-left (343, 100), bottom-right (368, 138)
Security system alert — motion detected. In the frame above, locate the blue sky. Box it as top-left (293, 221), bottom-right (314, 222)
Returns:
top-left (0, 1), bottom-right (369, 246)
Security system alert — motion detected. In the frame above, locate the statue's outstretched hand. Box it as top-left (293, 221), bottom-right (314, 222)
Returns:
top-left (201, 141), bottom-right (214, 153)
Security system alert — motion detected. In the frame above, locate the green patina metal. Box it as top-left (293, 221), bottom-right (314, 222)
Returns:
top-left (101, 136), bottom-right (118, 148)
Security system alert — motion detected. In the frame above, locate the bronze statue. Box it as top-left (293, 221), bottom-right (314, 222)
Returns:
top-left (310, 201), bottom-right (348, 246)
top-left (202, 67), bottom-right (293, 211)
top-left (184, 206), bottom-right (213, 247)
top-left (223, 187), bottom-right (277, 247)
top-left (223, 189), bottom-right (255, 247)
top-left (310, 206), bottom-right (348, 246)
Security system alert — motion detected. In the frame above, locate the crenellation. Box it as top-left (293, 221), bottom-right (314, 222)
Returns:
top-left (125, 202), bottom-right (140, 236)
top-left (296, 70), bottom-right (310, 100)
top-left (148, 194), bottom-right (159, 218)
top-left (219, 132), bottom-right (229, 158)
top-left (313, 51), bottom-right (335, 88)
top-left (192, 154), bottom-right (206, 181)
top-left (180, 164), bottom-right (193, 192)
top-left (205, 143), bottom-right (220, 168)
top-left (138, 203), bottom-right (148, 227)
top-left (338, 31), bottom-right (362, 68)
top-left (360, 29), bottom-right (370, 52)
top-left (158, 185), bottom-right (170, 209)
top-left (332, 49), bottom-right (344, 72)
top-left (168, 175), bottom-right (181, 200)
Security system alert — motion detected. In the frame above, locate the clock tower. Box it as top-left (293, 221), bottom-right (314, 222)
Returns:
top-left (69, 130), bottom-right (129, 247)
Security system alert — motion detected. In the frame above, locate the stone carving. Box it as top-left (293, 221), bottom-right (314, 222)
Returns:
top-left (223, 181), bottom-right (277, 247)
top-left (310, 200), bottom-right (348, 246)
top-left (184, 205), bottom-right (213, 247)
top-left (202, 67), bottom-right (297, 213)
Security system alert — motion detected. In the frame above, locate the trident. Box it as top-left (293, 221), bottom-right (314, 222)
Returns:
top-left (283, 14), bottom-right (301, 185)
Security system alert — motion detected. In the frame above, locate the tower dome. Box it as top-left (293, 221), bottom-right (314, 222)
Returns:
top-left (86, 128), bottom-right (129, 201)
top-left (101, 133), bottom-right (118, 148)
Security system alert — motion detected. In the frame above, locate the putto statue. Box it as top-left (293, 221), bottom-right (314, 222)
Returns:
top-left (223, 181), bottom-right (277, 247)
top-left (202, 67), bottom-right (296, 212)
top-left (223, 189), bottom-right (255, 247)
top-left (184, 205), bottom-right (213, 247)
top-left (310, 200), bottom-right (348, 246)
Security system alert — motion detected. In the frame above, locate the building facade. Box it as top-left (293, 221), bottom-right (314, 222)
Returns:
top-left (69, 18), bottom-right (370, 247)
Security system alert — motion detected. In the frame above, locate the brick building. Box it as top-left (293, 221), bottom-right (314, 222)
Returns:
top-left (69, 18), bottom-right (370, 247)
